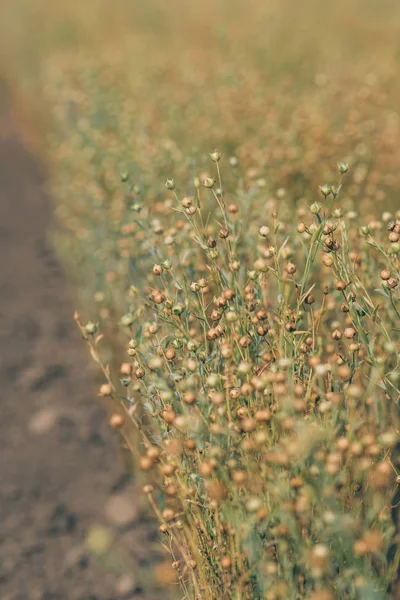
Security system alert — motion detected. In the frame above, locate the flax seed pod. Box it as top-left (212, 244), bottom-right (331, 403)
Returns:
top-left (110, 413), bottom-right (124, 428)
top-left (335, 280), bottom-right (347, 291)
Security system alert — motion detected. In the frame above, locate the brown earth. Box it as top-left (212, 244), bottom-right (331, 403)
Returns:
top-left (0, 87), bottom-right (163, 600)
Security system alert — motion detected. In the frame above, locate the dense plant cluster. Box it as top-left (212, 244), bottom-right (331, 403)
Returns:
top-left (45, 62), bottom-right (400, 317)
top-left (76, 158), bottom-right (400, 599)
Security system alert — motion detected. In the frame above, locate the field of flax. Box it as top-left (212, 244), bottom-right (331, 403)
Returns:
top-left (2, 0), bottom-right (400, 598)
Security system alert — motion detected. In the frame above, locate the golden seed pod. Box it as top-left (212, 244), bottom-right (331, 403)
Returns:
top-left (99, 383), bottom-right (112, 396)
top-left (139, 455), bottom-right (153, 471)
top-left (147, 446), bottom-right (161, 460)
top-left (198, 462), bottom-right (214, 478)
top-left (344, 327), bottom-right (356, 339)
top-left (161, 408), bottom-right (176, 424)
top-left (335, 280), bottom-right (347, 291)
top-left (109, 413), bottom-right (124, 428)
top-left (153, 263), bottom-right (163, 275)
top-left (286, 262), bottom-right (296, 274)
top-left (221, 556), bottom-right (232, 570)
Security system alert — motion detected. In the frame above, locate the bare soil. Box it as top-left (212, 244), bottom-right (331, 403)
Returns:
top-left (0, 88), bottom-right (162, 600)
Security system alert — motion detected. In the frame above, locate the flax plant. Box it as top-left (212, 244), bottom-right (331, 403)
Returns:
top-left (77, 158), bottom-right (400, 599)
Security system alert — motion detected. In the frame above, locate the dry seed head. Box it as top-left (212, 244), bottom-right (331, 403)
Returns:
top-left (310, 543), bottom-right (330, 575)
top-left (161, 408), bottom-right (176, 423)
top-left (99, 383), bottom-right (112, 396)
top-left (335, 280), bottom-right (347, 291)
top-left (218, 227), bottom-right (230, 238)
top-left (286, 262), bottom-right (296, 274)
top-left (185, 206), bottom-right (197, 216)
top-left (232, 470), bottom-right (247, 484)
top-left (344, 327), bottom-right (356, 339)
top-left (198, 462), bottom-right (214, 478)
top-left (109, 413), bottom-right (124, 428)
top-left (210, 150), bottom-right (221, 162)
top-left (139, 455), bottom-right (153, 471)
top-left (181, 196), bottom-right (193, 208)
top-left (297, 222), bottom-right (307, 233)
top-left (160, 463), bottom-right (176, 476)
top-left (221, 556), bottom-right (232, 570)
top-left (323, 222), bottom-right (335, 235)
top-left (165, 348), bottom-right (176, 360)
top-left (147, 446), bottom-right (161, 460)
top-left (308, 355), bottom-right (321, 367)
top-left (153, 264), bottom-right (163, 275)
top-left (221, 343), bottom-right (232, 359)
top-left (203, 177), bottom-right (215, 188)
top-left (120, 362), bottom-right (133, 376)
top-left (209, 391), bottom-right (224, 406)
top-left (239, 336), bottom-right (251, 348)
top-left (338, 365), bottom-right (351, 379)
top-left (241, 418), bottom-right (256, 432)
top-left (183, 391), bottom-right (196, 405)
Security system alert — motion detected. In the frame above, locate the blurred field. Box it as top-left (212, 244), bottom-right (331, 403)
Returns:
top-left (3, 1), bottom-right (400, 142)
top-left (2, 0), bottom-right (400, 308)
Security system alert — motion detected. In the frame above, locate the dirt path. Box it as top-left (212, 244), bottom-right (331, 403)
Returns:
top-left (0, 89), bottom-right (161, 600)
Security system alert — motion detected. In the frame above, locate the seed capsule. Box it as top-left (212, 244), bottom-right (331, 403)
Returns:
top-left (110, 413), bottom-right (124, 428)
top-left (335, 280), bottom-right (347, 291)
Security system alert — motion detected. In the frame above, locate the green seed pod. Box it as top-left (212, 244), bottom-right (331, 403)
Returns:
top-left (210, 150), bottom-right (221, 162)
top-left (229, 156), bottom-right (238, 167)
top-left (121, 313), bottom-right (135, 327)
top-left (85, 321), bottom-right (98, 335)
top-left (319, 184), bottom-right (332, 197)
top-left (187, 340), bottom-right (200, 352)
top-left (172, 303), bottom-right (184, 315)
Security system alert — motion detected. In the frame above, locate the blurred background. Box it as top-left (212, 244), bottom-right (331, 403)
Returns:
top-left (0, 1), bottom-right (400, 598)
